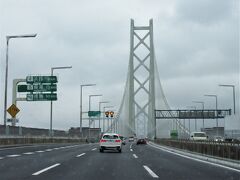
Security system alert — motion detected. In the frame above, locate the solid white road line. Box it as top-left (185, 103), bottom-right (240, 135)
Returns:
top-left (148, 143), bottom-right (240, 173)
top-left (91, 148), bottom-right (97, 151)
top-left (6, 154), bottom-right (21, 157)
top-left (23, 152), bottom-right (35, 155)
top-left (76, 153), bottom-right (86, 157)
top-left (130, 149), bottom-right (133, 152)
top-left (133, 154), bottom-right (138, 158)
top-left (32, 163), bottom-right (61, 176)
top-left (143, 165), bottom-right (159, 178)
top-left (0, 157), bottom-right (4, 160)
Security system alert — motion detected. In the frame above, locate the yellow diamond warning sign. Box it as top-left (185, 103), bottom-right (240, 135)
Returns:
top-left (7, 104), bottom-right (20, 118)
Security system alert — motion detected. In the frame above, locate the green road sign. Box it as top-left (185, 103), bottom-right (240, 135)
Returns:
top-left (18, 84), bottom-right (57, 92)
top-left (26, 93), bottom-right (57, 101)
top-left (88, 111), bottom-right (101, 117)
top-left (26, 76), bottom-right (58, 84)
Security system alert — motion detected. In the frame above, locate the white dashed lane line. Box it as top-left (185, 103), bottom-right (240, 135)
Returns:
top-left (35, 150), bottom-right (45, 153)
top-left (91, 148), bottom-right (97, 151)
top-left (133, 154), bottom-right (138, 158)
top-left (23, 152), bottom-right (35, 155)
top-left (143, 165), bottom-right (159, 178)
top-left (45, 149), bottom-right (53, 152)
top-left (32, 163), bottom-right (61, 176)
top-left (76, 153), bottom-right (86, 157)
top-left (130, 149), bottom-right (133, 152)
top-left (2, 145), bottom-right (80, 159)
top-left (6, 154), bottom-right (21, 158)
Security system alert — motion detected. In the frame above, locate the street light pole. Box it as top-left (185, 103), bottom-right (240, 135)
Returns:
top-left (4, 34), bottom-right (37, 126)
top-left (103, 106), bottom-right (114, 133)
top-left (186, 106), bottom-right (197, 131)
top-left (219, 84), bottom-right (236, 114)
top-left (80, 84), bottom-right (96, 137)
top-left (88, 94), bottom-right (102, 138)
top-left (50, 66), bottom-right (72, 136)
top-left (193, 101), bottom-right (205, 130)
top-left (204, 94), bottom-right (218, 135)
top-left (99, 101), bottom-right (109, 131)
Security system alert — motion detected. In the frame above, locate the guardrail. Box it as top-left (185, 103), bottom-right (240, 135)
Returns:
top-left (154, 139), bottom-right (240, 161)
top-left (0, 136), bottom-right (87, 146)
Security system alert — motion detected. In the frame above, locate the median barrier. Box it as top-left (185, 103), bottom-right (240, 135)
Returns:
top-left (154, 139), bottom-right (240, 161)
top-left (0, 136), bottom-right (87, 146)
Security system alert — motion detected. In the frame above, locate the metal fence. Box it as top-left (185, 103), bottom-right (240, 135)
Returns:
top-left (155, 139), bottom-right (240, 161)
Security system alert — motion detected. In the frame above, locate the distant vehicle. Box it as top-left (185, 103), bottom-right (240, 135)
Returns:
top-left (190, 132), bottom-right (208, 141)
top-left (136, 138), bottom-right (147, 145)
top-left (213, 136), bottom-right (224, 142)
top-left (99, 133), bottom-right (122, 153)
top-left (129, 136), bottom-right (134, 142)
top-left (224, 137), bottom-right (234, 142)
top-left (119, 135), bottom-right (126, 145)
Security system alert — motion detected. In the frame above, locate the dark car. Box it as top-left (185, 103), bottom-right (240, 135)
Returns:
top-left (136, 138), bottom-right (147, 145)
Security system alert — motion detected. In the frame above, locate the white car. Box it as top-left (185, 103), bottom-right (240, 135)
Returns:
top-left (190, 132), bottom-right (208, 141)
top-left (99, 133), bottom-right (122, 153)
top-left (128, 136), bottom-right (134, 142)
top-left (213, 136), bottom-right (224, 142)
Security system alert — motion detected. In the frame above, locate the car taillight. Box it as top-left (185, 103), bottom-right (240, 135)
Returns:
top-left (100, 139), bottom-right (107, 142)
top-left (115, 140), bottom-right (121, 142)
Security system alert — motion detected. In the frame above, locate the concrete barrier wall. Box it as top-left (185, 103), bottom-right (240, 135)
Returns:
top-left (0, 125), bottom-right (68, 137)
top-left (0, 137), bottom-right (87, 146)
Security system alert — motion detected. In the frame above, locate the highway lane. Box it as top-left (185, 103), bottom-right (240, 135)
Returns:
top-left (0, 143), bottom-right (97, 180)
top-left (132, 142), bottom-right (240, 180)
top-left (0, 141), bottom-right (239, 180)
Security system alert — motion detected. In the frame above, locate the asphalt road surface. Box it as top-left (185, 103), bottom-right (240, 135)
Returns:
top-left (0, 142), bottom-right (239, 180)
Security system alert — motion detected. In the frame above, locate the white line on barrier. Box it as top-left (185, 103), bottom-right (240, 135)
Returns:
top-left (32, 163), bottom-right (61, 175)
top-left (143, 165), bottom-right (159, 178)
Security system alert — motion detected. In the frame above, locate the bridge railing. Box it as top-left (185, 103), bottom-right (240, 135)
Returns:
top-left (154, 139), bottom-right (240, 161)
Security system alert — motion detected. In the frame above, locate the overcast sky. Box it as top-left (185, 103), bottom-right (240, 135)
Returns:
top-left (0, 0), bottom-right (239, 131)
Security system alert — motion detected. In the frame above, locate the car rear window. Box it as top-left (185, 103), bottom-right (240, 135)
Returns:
top-left (103, 135), bottom-right (119, 139)
top-left (194, 133), bottom-right (206, 137)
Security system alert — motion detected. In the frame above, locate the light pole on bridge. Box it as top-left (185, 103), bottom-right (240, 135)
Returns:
top-left (50, 66), bottom-right (72, 136)
top-left (99, 101), bottom-right (110, 131)
top-left (186, 106), bottom-right (197, 131)
top-left (219, 84), bottom-right (236, 114)
top-left (88, 94), bottom-right (102, 137)
top-left (103, 106), bottom-right (114, 133)
top-left (80, 84), bottom-right (96, 137)
top-left (4, 33), bottom-right (37, 126)
top-left (204, 94), bottom-right (218, 135)
top-left (192, 101), bottom-right (205, 131)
